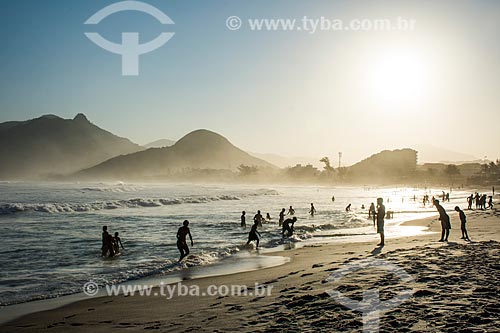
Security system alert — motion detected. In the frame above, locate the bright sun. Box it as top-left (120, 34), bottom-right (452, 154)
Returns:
top-left (366, 48), bottom-right (432, 105)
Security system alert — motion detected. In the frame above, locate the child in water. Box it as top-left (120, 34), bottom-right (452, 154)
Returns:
top-left (113, 232), bottom-right (125, 254)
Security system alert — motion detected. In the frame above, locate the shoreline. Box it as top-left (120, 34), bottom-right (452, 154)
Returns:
top-left (3, 206), bottom-right (499, 332)
top-left (0, 211), bottom-right (435, 323)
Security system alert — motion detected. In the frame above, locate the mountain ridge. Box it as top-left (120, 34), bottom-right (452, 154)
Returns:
top-left (0, 114), bottom-right (144, 179)
top-left (77, 129), bottom-right (276, 180)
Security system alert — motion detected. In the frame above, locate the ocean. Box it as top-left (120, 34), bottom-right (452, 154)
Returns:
top-left (0, 182), bottom-right (464, 307)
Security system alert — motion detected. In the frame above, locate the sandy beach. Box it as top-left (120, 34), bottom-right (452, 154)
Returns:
top-left (2, 206), bottom-right (500, 333)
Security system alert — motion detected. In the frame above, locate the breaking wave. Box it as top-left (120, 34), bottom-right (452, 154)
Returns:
top-left (0, 190), bottom-right (279, 215)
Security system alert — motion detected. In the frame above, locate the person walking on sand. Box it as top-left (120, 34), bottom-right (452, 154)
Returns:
top-left (454, 206), bottom-right (470, 241)
top-left (434, 200), bottom-right (451, 242)
top-left (279, 208), bottom-right (285, 227)
top-left (282, 217), bottom-right (297, 237)
top-left (287, 206), bottom-right (295, 216)
top-left (487, 196), bottom-right (493, 209)
top-left (241, 211), bottom-right (246, 228)
top-left (309, 203), bottom-right (316, 217)
top-left (369, 202), bottom-right (376, 226)
top-left (177, 220), bottom-right (193, 262)
top-left (376, 198), bottom-right (385, 246)
top-left (246, 220), bottom-right (261, 249)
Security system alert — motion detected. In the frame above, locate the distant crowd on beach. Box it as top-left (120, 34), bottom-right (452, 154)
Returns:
top-left (100, 186), bottom-right (496, 261)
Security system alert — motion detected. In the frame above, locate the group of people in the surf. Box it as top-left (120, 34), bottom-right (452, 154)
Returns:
top-left (101, 226), bottom-right (124, 257)
top-left (243, 204), bottom-right (307, 249)
top-left (101, 189), bottom-right (493, 261)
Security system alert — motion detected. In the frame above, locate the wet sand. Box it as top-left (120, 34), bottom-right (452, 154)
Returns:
top-left (2, 207), bottom-right (500, 332)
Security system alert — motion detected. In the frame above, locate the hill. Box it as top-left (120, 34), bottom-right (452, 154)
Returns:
top-left (0, 114), bottom-right (143, 179)
top-left (78, 129), bottom-right (275, 180)
top-left (347, 148), bottom-right (417, 181)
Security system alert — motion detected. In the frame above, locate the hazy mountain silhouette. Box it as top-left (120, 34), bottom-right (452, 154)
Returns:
top-left (347, 148), bottom-right (417, 181)
top-left (144, 138), bottom-right (176, 148)
top-left (0, 114), bottom-right (143, 179)
top-left (78, 129), bottom-right (275, 180)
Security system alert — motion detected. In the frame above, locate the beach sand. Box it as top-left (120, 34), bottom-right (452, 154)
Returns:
top-left (2, 207), bottom-right (500, 332)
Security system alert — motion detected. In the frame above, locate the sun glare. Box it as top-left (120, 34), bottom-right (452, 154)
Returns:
top-left (366, 48), bottom-right (432, 105)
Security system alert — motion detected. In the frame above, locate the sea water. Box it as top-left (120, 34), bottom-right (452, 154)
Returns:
top-left (0, 182), bottom-right (466, 306)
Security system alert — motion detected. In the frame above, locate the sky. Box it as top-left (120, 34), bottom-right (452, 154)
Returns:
top-left (1, 0), bottom-right (499, 165)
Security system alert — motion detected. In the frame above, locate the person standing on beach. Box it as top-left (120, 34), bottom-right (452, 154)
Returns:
top-left (467, 194), bottom-right (473, 210)
top-left (246, 220), bottom-right (261, 249)
top-left (376, 198), bottom-right (385, 246)
top-left (309, 203), bottom-right (316, 217)
top-left (279, 208), bottom-right (285, 227)
top-left (435, 200), bottom-right (451, 242)
top-left (241, 211), bottom-right (246, 228)
top-left (369, 202), bottom-right (376, 226)
top-left (177, 220), bottom-right (193, 262)
top-left (454, 206), bottom-right (470, 241)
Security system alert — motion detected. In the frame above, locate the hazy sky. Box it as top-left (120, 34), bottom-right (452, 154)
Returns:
top-left (1, 0), bottom-right (499, 165)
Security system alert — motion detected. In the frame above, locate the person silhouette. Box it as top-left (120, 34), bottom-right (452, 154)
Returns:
top-left (246, 220), bottom-right (261, 248)
top-left (282, 217), bottom-right (297, 237)
top-left (101, 226), bottom-right (115, 257)
top-left (254, 210), bottom-right (263, 227)
top-left (369, 202), bottom-right (376, 226)
top-left (287, 206), bottom-right (295, 216)
top-left (454, 206), bottom-right (470, 241)
top-left (376, 198), bottom-right (385, 246)
top-left (177, 220), bottom-right (193, 262)
top-left (467, 194), bottom-right (473, 210)
top-left (113, 232), bottom-right (124, 254)
top-left (279, 208), bottom-right (285, 227)
top-left (345, 203), bottom-right (351, 212)
top-left (309, 203), bottom-right (316, 216)
top-left (435, 200), bottom-right (451, 242)
top-left (241, 211), bottom-right (246, 228)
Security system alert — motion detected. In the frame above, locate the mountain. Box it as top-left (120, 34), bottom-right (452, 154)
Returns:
top-left (347, 148), bottom-right (417, 181)
top-left (144, 138), bottom-right (176, 148)
top-left (0, 114), bottom-right (144, 179)
top-left (412, 144), bottom-right (477, 164)
top-left (78, 129), bottom-right (276, 179)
